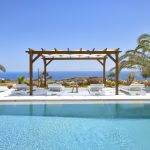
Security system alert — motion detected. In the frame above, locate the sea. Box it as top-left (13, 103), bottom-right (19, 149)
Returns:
top-left (0, 71), bottom-right (149, 81)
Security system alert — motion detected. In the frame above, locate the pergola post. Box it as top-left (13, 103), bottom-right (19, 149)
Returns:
top-left (103, 57), bottom-right (106, 85)
top-left (38, 68), bottom-right (40, 87)
top-left (97, 59), bottom-right (106, 85)
top-left (43, 59), bottom-right (47, 87)
top-left (29, 50), bottom-right (33, 95)
top-left (115, 52), bottom-right (119, 95)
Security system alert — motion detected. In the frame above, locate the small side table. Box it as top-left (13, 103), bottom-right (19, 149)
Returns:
top-left (71, 84), bottom-right (79, 93)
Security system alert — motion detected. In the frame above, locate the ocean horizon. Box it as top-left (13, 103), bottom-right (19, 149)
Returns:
top-left (0, 71), bottom-right (149, 81)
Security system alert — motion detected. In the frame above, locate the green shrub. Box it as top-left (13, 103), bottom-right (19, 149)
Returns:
top-left (87, 78), bottom-right (102, 85)
top-left (0, 79), bottom-right (6, 83)
top-left (106, 80), bottom-right (116, 87)
top-left (17, 76), bottom-right (25, 84)
top-left (127, 73), bottom-right (135, 85)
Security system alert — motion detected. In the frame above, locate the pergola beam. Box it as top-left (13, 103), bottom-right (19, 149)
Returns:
top-left (32, 54), bottom-right (41, 63)
top-left (97, 59), bottom-right (104, 65)
top-left (26, 50), bottom-right (121, 55)
top-left (107, 53), bottom-right (116, 63)
top-left (44, 58), bottom-right (106, 60)
top-left (46, 59), bottom-right (53, 66)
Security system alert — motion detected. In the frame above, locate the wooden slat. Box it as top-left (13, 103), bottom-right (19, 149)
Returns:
top-left (107, 53), bottom-right (116, 63)
top-left (97, 59), bottom-right (104, 65)
top-left (44, 57), bottom-right (105, 60)
top-left (46, 59), bottom-right (53, 66)
top-left (26, 50), bottom-right (121, 55)
top-left (32, 54), bottom-right (41, 63)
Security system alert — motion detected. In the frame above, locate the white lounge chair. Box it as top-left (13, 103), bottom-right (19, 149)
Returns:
top-left (15, 84), bottom-right (28, 90)
top-left (47, 84), bottom-right (64, 96)
top-left (33, 88), bottom-right (47, 96)
top-left (0, 86), bottom-right (8, 92)
top-left (120, 84), bottom-right (146, 96)
top-left (11, 84), bottom-right (28, 96)
top-left (88, 84), bottom-right (105, 96)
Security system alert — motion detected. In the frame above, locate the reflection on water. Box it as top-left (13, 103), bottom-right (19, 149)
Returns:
top-left (44, 104), bottom-right (47, 116)
top-left (0, 104), bottom-right (150, 118)
top-left (29, 105), bottom-right (33, 116)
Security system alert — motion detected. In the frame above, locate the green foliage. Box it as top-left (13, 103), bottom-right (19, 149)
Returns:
top-left (17, 76), bottom-right (25, 84)
top-left (127, 73), bottom-right (135, 85)
top-left (141, 66), bottom-right (150, 79)
top-left (109, 34), bottom-right (150, 79)
top-left (62, 81), bottom-right (70, 87)
top-left (87, 78), bottom-right (102, 84)
top-left (39, 72), bottom-right (52, 80)
top-left (38, 72), bottom-right (52, 87)
top-left (106, 80), bottom-right (115, 87)
top-left (0, 64), bottom-right (6, 72)
top-left (0, 79), bottom-right (6, 83)
top-left (107, 72), bottom-right (115, 80)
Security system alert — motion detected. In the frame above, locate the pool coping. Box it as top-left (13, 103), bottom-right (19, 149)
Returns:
top-left (0, 95), bottom-right (150, 104)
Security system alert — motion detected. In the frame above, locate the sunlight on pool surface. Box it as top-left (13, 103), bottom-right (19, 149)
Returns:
top-left (0, 116), bottom-right (150, 150)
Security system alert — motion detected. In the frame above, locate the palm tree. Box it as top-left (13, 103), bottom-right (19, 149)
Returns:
top-left (107, 72), bottom-right (115, 80)
top-left (108, 34), bottom-right (150, 79)
top-left (0, 64), bottom-right (6, 72)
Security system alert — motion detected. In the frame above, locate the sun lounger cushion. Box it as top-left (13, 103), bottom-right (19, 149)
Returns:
top-left (120, 84), bottom-right (146, 96)
top-left (15, 84), bottom-right (28, 90)
top-left (33, 88), bottom-right (47, 96)
top-left (88, 84), bottom-right (105, 96)
top-left (130, 87), bottom-right (142, 91)
top-left (48, 84), bottom-right (64, 92)
top-left (88, 84), bottom-right (104, 92)
top-left (89, 87), bottom-right (102, 92)
top-left (48, 87), bottom-right (63, 92)
top-left (130, 84), bottom-right (145, 87)
top-left (90, 84), bottom-right (104, 87)
top-left (48, 84), bottom-right (62, 87)
top-left (11, 90), bottom-right (28, 96)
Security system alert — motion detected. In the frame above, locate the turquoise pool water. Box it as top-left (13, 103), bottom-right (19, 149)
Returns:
top-left (0, 104), bottom-right (150, 150)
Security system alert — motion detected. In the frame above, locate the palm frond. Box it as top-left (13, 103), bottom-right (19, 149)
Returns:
top-left (0, 65), bottom-right (6, 72)
top-left (137, 34), bottom-right (150, 43)
top-left (109, 34), bottom-right (150, 78)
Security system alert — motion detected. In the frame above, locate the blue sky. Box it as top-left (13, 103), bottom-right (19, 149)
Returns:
top-left (0, 0), bottom-right (149, 72)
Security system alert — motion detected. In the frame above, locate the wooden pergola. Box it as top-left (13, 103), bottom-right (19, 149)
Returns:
top-left (26, 48), bottom-right (121, 96)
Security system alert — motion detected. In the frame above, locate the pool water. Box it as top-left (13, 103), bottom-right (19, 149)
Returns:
top-left (0, 104), bottom-right (150, 150)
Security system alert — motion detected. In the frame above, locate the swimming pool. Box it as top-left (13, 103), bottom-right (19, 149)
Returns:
top-left (0, 104), bottom-right (150, 150)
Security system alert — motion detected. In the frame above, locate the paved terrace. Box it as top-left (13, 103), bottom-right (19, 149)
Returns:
top-left (0, 87), bottom-right (150, 104)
